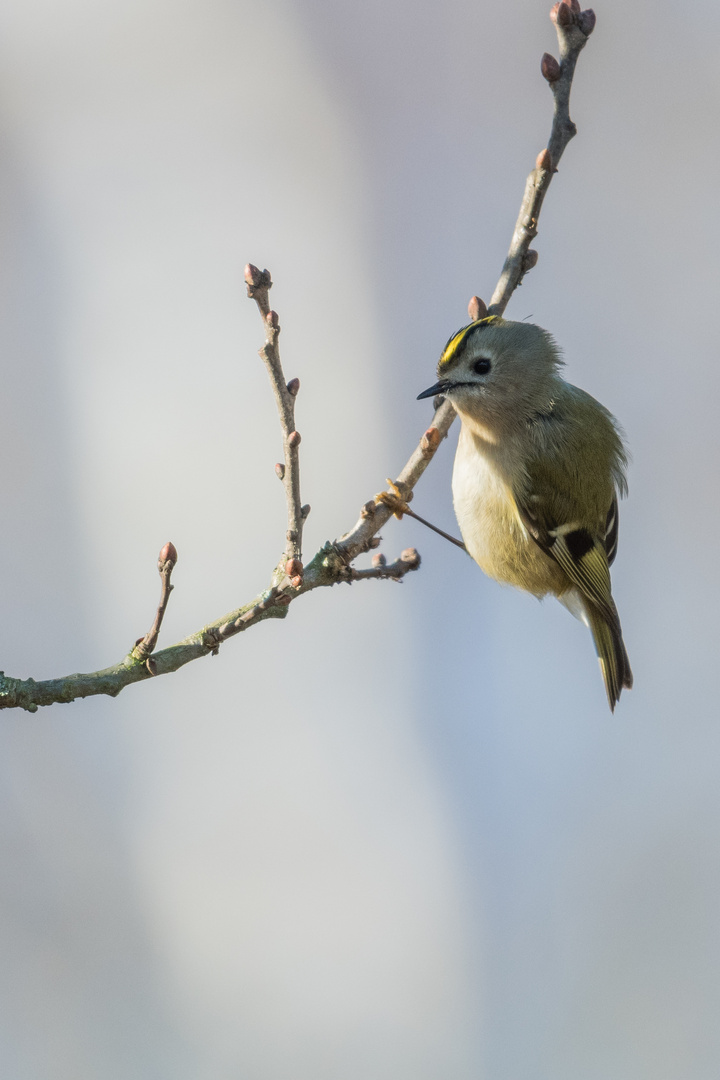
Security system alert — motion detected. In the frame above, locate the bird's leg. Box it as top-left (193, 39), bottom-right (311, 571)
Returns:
top-left (375, 480), bottom-right (467, 552)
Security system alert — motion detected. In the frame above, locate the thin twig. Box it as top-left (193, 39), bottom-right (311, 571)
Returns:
top-left (130, 542), bottom-right (178, 675)
top-left (0, 2), bottom-right (596, 713)
top-left (352, 549), bottom-right (421, 581)
top-left (244, 264), bottom-right (305, 579)
top-left (489, 1), bottom-right (595, 315)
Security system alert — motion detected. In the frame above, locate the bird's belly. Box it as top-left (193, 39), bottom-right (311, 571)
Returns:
top-left (452, 451), bottom-right (565, 597)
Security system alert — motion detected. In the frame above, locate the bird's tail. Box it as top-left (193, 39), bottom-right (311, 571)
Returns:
top-left (584, 602), bottom-right (633, 712)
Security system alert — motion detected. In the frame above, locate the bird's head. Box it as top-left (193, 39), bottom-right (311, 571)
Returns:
top-left (418, 316), bottom-right (562, 437)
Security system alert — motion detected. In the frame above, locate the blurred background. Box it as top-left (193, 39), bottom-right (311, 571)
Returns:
top-left (0, 0), bottom-right (717, 1076)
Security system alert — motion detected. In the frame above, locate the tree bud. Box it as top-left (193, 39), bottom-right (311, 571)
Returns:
top-left (372, 552), bottom-right (387, 568)
top-left (360, 500), bottom-right (376, 519)
top-left (578, 8), bottom-right (596, 34)
top-left (569, 0), bottom-right (581, 11)
top-left (556, 2), bottom-right (573, 25)
top-left (523, 250), bottom-right (539, 271)
top-left (244, 263), bottom-right (262, 287)
top-left (288, 431), bottom-right (302, 448)
top-left (541, 53), bottom-right (561, 83)
top-left (291, 575), bottom-right (303, 589)
top-left (158, 541), bottom-right (178, 567)
top-left (536, 148), bottom-right (553, 171)
top-left (286, 558), bottom-right (303, 578)
top-left (286, 377), bottom-right (300, 396)
top-left (368, 537), bottom-right (381, 549)
top-left (421, 426), bottom-right (442, 452)
top-left (301, 504), bottom-right (311, 519)
top-left (266, 310), bottom-right (279, 328)
top-left (468, 295), bottom-right (488, 321)
top-left (275, 462), bottom-right (285, 480)
top-left (400, 548), bottom-right (420, 567)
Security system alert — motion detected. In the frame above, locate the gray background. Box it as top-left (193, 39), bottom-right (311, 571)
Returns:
top-left (0, 0), bottom-right (717, 1076)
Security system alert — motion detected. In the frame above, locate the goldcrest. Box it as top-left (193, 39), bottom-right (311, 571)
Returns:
top-left (418, 315), bottom-right (632, 710)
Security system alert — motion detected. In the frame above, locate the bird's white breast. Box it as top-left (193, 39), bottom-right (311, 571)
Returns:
top-left (452, 424), bottom-right (563, 597)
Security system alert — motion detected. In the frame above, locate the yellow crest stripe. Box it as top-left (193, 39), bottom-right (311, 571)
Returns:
top-left (438, 316), bottom-right (498, 372)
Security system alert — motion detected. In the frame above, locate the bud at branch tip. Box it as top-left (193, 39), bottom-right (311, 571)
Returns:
top-left (158, 541), bottom-right (178, 566)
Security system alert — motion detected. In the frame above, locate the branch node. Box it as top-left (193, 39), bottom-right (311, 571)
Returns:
top-left (202, 628), bottom-right (224, 655)
top-left (375, 479), bottom-right (413, 519)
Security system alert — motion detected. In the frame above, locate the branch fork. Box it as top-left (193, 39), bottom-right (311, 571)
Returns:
top-left (0, 2), bottom-right (597, 712)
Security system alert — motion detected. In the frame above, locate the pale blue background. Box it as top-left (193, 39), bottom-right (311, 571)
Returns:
top-left (0, 0), bottom-right (717, 1076)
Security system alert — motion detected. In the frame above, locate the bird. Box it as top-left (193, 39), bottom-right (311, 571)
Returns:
top-left (417, 314), bottom-right (632, 711)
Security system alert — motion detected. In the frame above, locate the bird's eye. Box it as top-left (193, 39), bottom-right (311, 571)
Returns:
top-left (472, 358), bottom-right (491, 375)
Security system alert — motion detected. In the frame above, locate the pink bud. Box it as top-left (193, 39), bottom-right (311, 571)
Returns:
top-left (468, 295), bottom-right (488, 321)
top-left (275, 462), bottom-right (285, 480)
top-left (158, 541), bottom-right (178, 566)
top-left (286, 558), bottom-right (303, 578)
top-left (244, 263), bottom-right (262, 287)
top-left (372, 553), bottom-right (387, 568)
top-left (291, 575), bottom-right (303, 589)
top-left (400, 548), bottom-right (420, 567)
top-left (266, 310), bottom-right (279, 328)
top-left (288, 431), bottom-right (302, 448)
top-left (286, 377), bottom-right (300, 396)
top-left (541, 53), bottom-right (561, 83)
top-left (536, 148), bottom-right (553, 171)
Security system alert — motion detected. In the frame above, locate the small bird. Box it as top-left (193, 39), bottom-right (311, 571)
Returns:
top-left (418, 315), bottom-right (632, 710)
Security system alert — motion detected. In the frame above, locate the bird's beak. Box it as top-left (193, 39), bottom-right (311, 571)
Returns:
top-left (417, 379), bottom-right (451, 400)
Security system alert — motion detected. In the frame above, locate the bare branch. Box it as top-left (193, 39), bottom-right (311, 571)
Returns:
top-left (131, 542), bottom-right (178, 675)
top-left (489, 3), bottom-right (595, 314)
top-left (0, 3), bottom-right (597, 713)
top-left (244, 263), bottom-right (305, 577)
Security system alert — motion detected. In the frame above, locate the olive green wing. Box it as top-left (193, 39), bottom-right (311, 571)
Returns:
top-left (514, 487), bottom-right (618, 628)
top-left (514, 483), bottom-right (632, 710)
